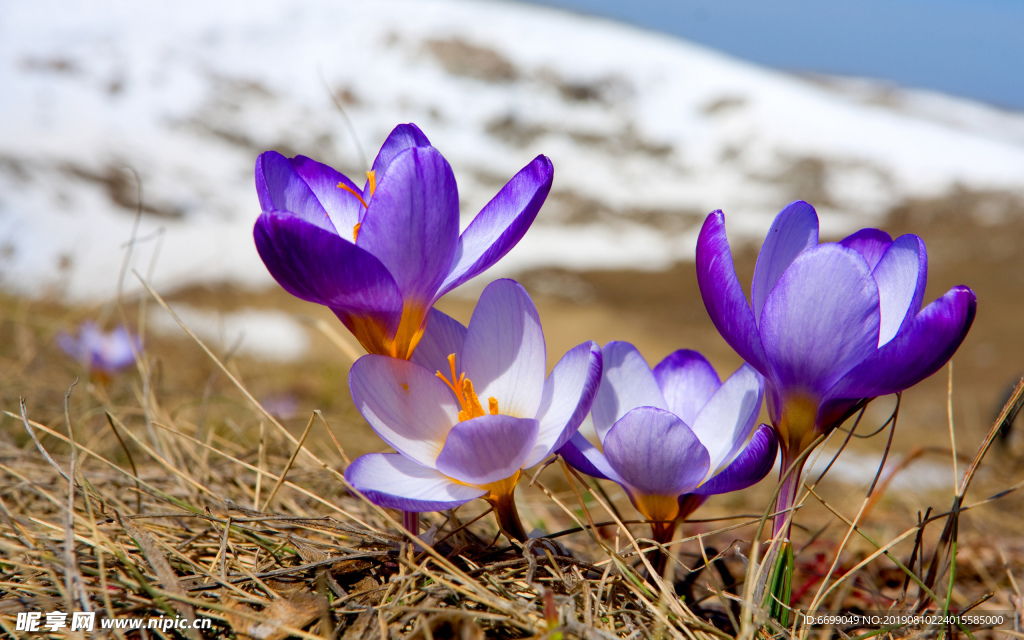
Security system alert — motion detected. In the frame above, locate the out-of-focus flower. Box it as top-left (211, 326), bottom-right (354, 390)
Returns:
top-left (696, 201), bottom-right (976, 534)
top-left (560, 342), bottom-right (776, 545)
top-left (57, 321), bottom-right (139, 375)
top-left (344, 279), bottom-right (601, 541)
top-left (254, 123), bottom-right (553, 360)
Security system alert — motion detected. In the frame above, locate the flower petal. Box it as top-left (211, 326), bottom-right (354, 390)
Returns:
top-left (840, 228), bottom-right (892, 270)
top-left (759, 244), bottom-right (881, 397)
top-left (591, 341), bottom-right (667, 443)
top-left (435, 415), bottom-right (539, 485)
top-left (254, 212), bottom-right (403, 323)
top-left (696, 211), bottom-right (769, 373)
top-left (349, 355), bottom-right (458, 467)
top-left (872, 234), bottom-right (927, 346)
top-left (603, 407), bottom-right (710, 497)
top-left (751, 200), bottom-right (819, 325)
top-left (370, 123), bottom-right (432, 175)
top-left (345, 453), bottom-right (485, 512)
top-left (461, 279), bottom-right (546, 419)
top-left (410, 308), bottom-right (468, 374)
top-left (255, 151), bottom-right (334, 232)
top-left (438, 155), bottom-right (554, 295)
top-left (357, 147), bottom-right (460, 303)
top-left (821, 285), bottom-right (976, 421)
top-left (653, 349), bottom-right (721, 426)
top-left (525, 341), bottom-right (602, 467)
top-left (690, 363), bottom-right (764, 474)
top-left (288, 155), bottom-right (363, 236)
top-left (557, 432), bottom-right (624, 484)
top-left (695, 425), bottom-right (778, 496)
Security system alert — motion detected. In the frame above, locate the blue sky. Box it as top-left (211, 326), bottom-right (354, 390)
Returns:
top-left (528, 0), bottom-right (1024, 111)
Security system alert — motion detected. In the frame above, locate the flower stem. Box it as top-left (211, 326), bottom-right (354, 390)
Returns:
top-left (403, 511), bottom-right (419, 536)
top-left (774, 450), bottom-right (807, 540)
top-left (488, 490), bottom-right (529, 543)
top-left (648, 519), bottom-right (678, 578)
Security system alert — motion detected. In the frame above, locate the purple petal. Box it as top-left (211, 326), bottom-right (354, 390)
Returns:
top-left (653, 350), bottom-right (721, 426)
top-left (591, 341), bottom-right (668, 443)
top-left (695, 425), bottom-right (778, 496)
top-left (438, 155), bottom-right (554, 295)
top-left (840, 228), bottom-right (892, 270)
top-left (759, 244), bottom-right (881, 397)
top-left (345, 453), bottom-right (485, 512)
top-left (557, 432), bottom-right (624, 484)
top-left (410, 308), bottom-right (468, 374)
top-left (370, 123), bottom-right (432, 175)
top-left (821, 285), bottom-right (976, 422)
top-left (349, 355), bottom-right (458, 467)
top-left (357, 147), bottom-right (460, 304)
top-left (603, 407), bottom-right (710, 498)
top-left (255, 151), bottom-right (334, 232)
top-left (101, 326), bottom-right (139, 370)
top-left (690, 363), bottom-right (764, 473)
top-left (751, 200), bottom-right (819, 325)
top-left (872, 234), bottom-right (927, 346)
top-left (289, 155), bottom-right (363, 237)
top-left (461, 279), bottom-right (546, 419)
top-left (526, 341), bottom-right (602, 467)
top-left (254, 212), bottom-right (403, 323)
top-left (696, 211), bottom-right (770, 373)
top-left (435, 415), bottom-right (539, 485)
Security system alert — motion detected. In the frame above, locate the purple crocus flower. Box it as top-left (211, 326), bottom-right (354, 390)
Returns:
top-left (57, 321), bottom-right (139, 376)
top-left (254, 123), bottom-right (553, 360)
top-left (696, 201), bottom-right (976, 534)
top-left (560, 342), bottom-right (777, 547)
top-left (344, 279), bottom-right (602, 541)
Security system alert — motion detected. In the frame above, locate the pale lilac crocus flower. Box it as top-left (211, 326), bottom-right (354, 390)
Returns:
top-left (254, 123), bottom-right (553, 360)
top-left (57, 321), bottom-right (138, 377)
top-left (560, 342), bottom-right (777, 548)
top-left (696, 201), bottom-right (976, 535)
top-left (344, 279), bottom-right (601, 541)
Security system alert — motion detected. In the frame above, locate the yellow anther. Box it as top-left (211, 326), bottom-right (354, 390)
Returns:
top-left (435, 353), bottom-right (494, 422)
top-left (458, 379), bottom-right (486, 421)
top-left (366, 170), bottom-right (376, 196)
top-left (353, 222), bottom-right (361, 242)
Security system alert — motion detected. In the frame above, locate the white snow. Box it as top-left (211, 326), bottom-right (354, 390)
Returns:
top-left (147, 304), bottom-right (310, 362)
top-left (3, 0), bottom-right (1024, 304)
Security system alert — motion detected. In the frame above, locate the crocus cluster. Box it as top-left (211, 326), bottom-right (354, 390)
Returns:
top-left (254, 123), bottom-right (974, 549)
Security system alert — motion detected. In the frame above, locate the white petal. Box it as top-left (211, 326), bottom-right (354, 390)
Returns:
top-left (349, 355), bottom-right (457, 466)
top-left (591, 341), bottom-right (667, 443)
top-left (524, 341), bottom-right (601, 468)
top-left (461, 279), bottom-right (546, 418)
top-left (690, 363), bottom-right (764, 475)
top-left (346, 453), bottom-right (486, 512)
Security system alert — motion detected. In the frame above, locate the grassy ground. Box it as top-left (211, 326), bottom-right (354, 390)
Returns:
top-left (2, 194), bottom-right (1024, 638)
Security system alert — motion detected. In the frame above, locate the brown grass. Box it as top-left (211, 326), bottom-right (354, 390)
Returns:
top-left (2, 258), bottom-right (1024, 638)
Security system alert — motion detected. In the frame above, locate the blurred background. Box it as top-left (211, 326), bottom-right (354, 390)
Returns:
top-left (3, 0), bottom-right (1023, 536)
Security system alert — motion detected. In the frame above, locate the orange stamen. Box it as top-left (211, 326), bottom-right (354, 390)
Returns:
top-left (366, 170), bottom-right (376, 196)
top-left (352, 222), bottom-right (361, 242)
top-left (335, 182), bottom-right (368, 206)
top-left (435, 353), bottom-right (491, 422)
